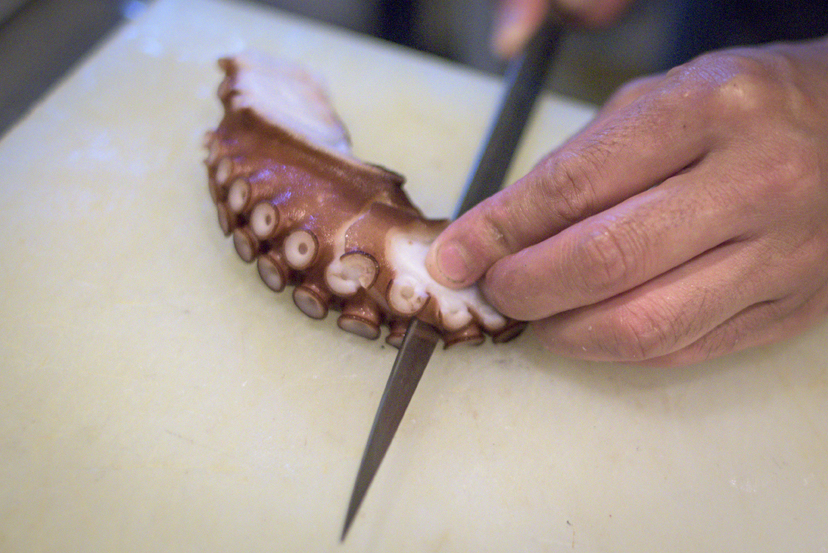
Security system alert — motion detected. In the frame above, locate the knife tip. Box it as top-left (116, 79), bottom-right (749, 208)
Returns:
top-left (340, 513), bottom-right (355, 542)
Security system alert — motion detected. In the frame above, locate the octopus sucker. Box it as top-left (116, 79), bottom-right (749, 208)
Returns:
top-left (249, 202), bottom-right (282, 239)
top-left (215, 156), bottom-right (234, 185)
top-left (232, 227), bottom-right (259, 263)
top-left (338, 295), bottom-right (384, 340)
top-left (293, 281), bottom-right (331, 320)
top-left (216, 203), bottom-right (236, 236)
top-left (326, 251), bottom-right (380, 297)
top-left (443, 324), bottom-right (486, 348)
top-left (227, 178), bottom-right (253, 213)
top-left (283, 229), bottom-right (320, 270)
top-left (386, 319), bottom-right (408, 348)
top-left (205, 51), bottom-right (525, 347)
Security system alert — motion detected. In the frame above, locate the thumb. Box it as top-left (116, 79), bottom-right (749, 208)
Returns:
top-left (426, 168), bottom-right (568, 288)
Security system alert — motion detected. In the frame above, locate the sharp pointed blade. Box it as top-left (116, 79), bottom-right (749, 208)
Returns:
top-left (341, 318), bottom-right (440, 540)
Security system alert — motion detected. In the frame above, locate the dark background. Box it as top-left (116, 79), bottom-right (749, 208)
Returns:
top-left (1, 0), bottom-right (826, 135)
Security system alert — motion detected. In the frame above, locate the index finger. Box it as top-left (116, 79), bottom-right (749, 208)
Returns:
top-left (426, 83), bottom-right (712, 289)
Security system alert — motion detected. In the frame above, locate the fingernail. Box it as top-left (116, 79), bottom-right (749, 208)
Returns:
top-left (435, 241), bottom-right (472, 284)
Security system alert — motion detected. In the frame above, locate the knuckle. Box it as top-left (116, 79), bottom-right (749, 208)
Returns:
top-left (477, 198), bottom-right (522, 255)
top-left (685, 317), bottom-right (745, 363)
top-left (713, 61), bottom-right (773, 113)
top-left (601, 302), bottom-right (680, 361)
top-left (710, 327), bottom-right (737, 358)
top-left (745, 132), bottom-right (822, 212)
top-left (569, 219), bottom-right (644, 297)
top-left (538, 151), bottom-right (599, 226)
top-left (667, 50), bottom-right (780, 118)
top-left (769, 138), bottom-right (820, 197)
top-left (795, 226), bottom-right (828, 282)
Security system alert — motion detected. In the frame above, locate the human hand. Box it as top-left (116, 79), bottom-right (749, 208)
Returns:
top-left (493, 0), bottom-right (636, 58)
top-left (426, 39), bottom-right (828, 366)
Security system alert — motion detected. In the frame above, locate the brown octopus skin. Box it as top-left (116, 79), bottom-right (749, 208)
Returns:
top-left (204, 52), bottom-right (525, 347)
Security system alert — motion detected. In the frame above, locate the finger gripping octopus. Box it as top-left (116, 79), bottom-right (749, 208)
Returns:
top-left (205, 52), bottom-right (525, 347)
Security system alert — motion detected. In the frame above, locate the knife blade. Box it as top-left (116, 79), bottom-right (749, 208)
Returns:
top-left (341, 16), bottom-right (564, 541)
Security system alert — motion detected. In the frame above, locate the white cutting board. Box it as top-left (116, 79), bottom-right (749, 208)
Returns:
top-left (1, 0), bottom-right (825, 551)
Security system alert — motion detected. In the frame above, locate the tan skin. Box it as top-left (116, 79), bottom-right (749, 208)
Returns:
top-left (426, 1), bottom-right (828, 366)
top-left (492, 0), bottom-right (636, 57)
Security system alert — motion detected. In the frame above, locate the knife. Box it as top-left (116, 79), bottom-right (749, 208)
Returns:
top-left (341, 16), bottom-right (564, 540)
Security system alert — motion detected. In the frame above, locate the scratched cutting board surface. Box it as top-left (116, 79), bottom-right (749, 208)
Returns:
top-left (1, 0), bottom-right (826, 551)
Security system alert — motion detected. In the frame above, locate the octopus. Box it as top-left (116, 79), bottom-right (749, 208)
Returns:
top-left (204, 51), bottom-right (525, 347)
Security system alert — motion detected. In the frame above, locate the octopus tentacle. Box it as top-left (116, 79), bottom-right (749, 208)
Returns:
top-left (205, 51), bottom-right (526, 347)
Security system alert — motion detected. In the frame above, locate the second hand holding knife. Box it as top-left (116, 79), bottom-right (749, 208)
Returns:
top-left (342, 17), bottom-right (565, 540)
